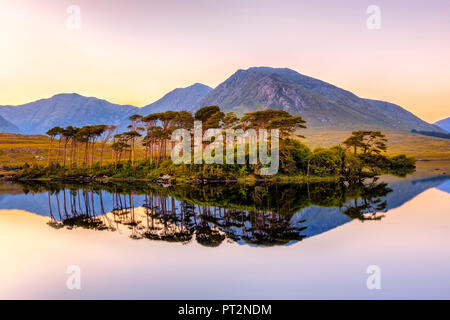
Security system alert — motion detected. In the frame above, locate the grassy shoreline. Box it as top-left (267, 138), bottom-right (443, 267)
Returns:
top-left (9, 173), bottom-right (343, 184)
top-left (1, 126), bottom-right (420, 183)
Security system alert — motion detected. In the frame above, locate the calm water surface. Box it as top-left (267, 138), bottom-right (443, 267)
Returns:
top-left (0, 162), bottom-right (449, 299)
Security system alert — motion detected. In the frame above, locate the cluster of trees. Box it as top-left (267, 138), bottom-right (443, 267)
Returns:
top-left (45, 107), bottom-right (306, 170)
top-left (46, 125), bottom-right (116, 168)
top-left (37, 107), bottom-right (414, 180)
top-left (303, 130), bottom-right (415, 179)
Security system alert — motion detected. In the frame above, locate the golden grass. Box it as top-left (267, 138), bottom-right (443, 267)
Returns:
top-left (302, 129), bottom-right (450, 160)
top-left (0, 133), bottom-right (145, 168)
top-left (0, 129), bottom-right (449, 169)
top-left (0, 133), bottom-right (50, 167)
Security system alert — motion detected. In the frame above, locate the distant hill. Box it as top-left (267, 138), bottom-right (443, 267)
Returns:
top-left (195, 67), bottom-right (445, 132)
top-left (411, 129), bottom-right (450, 140)
top-left (140, 83), bottom-right (212, 114)
top-left (0, 115), bottom-right (20, 133)
top-left (0, 93), bottom-right (138, 134)
top-left (434, 117), bottom-right (450, 132)
top-left (0, 83), bottom-right (211, 134)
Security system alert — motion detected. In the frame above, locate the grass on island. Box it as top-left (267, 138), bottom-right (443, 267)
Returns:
top-left (303, 129), bottom-right (450, 160)
top-left (0, 129), bottom-right (448, 174)
top-left (0, 133), bottom-right (143, 171)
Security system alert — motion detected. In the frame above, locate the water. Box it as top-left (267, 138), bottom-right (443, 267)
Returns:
top-left (0, 162), bottom-right (449, 299)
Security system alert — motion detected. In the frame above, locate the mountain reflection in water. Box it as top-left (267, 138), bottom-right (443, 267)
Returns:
top-left (0, 174), bottom-right (447, 247)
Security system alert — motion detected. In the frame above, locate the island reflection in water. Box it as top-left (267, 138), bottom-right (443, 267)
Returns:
top-left (6, 174), bottom-right (448, 247)
top-left (1, 166), bottom-right (450, 299)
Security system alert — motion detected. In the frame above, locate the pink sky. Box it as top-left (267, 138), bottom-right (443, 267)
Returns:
top-left (0, 0), bottom-right (449, 122)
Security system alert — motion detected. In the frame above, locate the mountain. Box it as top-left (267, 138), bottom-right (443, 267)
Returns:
top-left (0, 115), bottom-right (20, 133)
top-left (0, 68), bottom-right (443, 134)
top-left (0, 83), bottom-right (212, 134)
top-left (434, 117), bottom-right (450, 132)
top-left (0, 93), bottom-right (138, 134)
top-left (140, 83), bottom-right (212, 114)
top-left (195, 67), bottom-right (445, 132)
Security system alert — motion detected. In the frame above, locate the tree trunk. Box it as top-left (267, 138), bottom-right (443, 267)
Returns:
top-left (77, 142), bottom-right (81, 168)
top-left (91, 139), bottom-right (97, 168)
top-left (55, 138), bottom-right (62, 164)
top-left (100, 143), bottom-right (105, 167)
top-left (150, 141), bottom-right (154, 164)
top-left (84, 141), bottom-right (89, 168)
top-left (131, 138), bottom-right (135, 168)
top-left (47, 138), bottom-right (54, 166)
top-left (113, 149), bottom-right (117, 170)
top-left (70, 140), bottom-right (75, 167)
top-left (63, 140), bottom-right (69, 167)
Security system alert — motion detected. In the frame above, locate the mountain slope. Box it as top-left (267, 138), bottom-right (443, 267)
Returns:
top-left (194, 69), bottom-right (373, 127)
top-left (0, 116), bottom-right (20, 133)
top-left (140, 83), bottom-right (211, 114)
top-left (0, 93), bottom-right (138, 134)
top-left (434, 117), bottom-right (450, 132)
top-left (195, 67), bottom-right (444, 132)
top-left (0, 83), bottom-right (212, 134)
top-left (363, 99), bottom-right (445, 132)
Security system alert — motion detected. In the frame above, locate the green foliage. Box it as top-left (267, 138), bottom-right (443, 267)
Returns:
top-left (341, 152), bottom-right (364, 181)
top-left (308, 148), bottom-right (342, 177)
top-left (358, 153), bottom-right (391, 174)
top-left (281, 140), bottom-right (311, 174)
top-left (389, 154), bottom-right (415, 169)
top-left (387, 154), bottom-right (416, 176)
top-left (343, 130), bottom-right (387, 155)
top-left (241, 109), bottom-right (306, 139)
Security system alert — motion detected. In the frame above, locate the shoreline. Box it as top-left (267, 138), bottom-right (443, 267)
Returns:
top-left (8, 174), bottom-right (343, 185)
top-left (415, 158), bottom-right (450, 161)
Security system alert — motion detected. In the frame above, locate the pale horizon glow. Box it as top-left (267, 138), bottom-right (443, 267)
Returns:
top-left (0, 0), bottom-right (449, 122)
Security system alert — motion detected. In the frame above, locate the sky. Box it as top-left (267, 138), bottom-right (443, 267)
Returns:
top-left (0, 0), bottom-right (449, 122)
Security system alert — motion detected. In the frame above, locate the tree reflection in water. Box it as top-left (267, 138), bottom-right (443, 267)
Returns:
top-left (21, 179), bottom-right (392, 247)
top-left (342, 179), bottom-right (392, 221)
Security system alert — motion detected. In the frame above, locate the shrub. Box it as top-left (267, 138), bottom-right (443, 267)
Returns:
top-left (308, 149), bottom-right (342, 176)
top-left (389, 154), bottom-right (416, 169)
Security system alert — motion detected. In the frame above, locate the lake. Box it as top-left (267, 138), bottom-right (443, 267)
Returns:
top-left (1, 161), bottom-right (449, 299)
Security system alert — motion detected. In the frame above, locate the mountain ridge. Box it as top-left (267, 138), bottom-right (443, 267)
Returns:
top-left (141, 83), bottom-right (212, 114)
top-left (434, 117), bottom-right (450, 132)
top-left (0, 93), bottom-right (139, 134)
top-left (0, 115), bottom-right (20, 133)
top-left (0, 67), bottom-right (445, 134)
top-left (0, 84), bottom-right (211, 134)
top-left (195, 67), bottom-right (445, 133)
